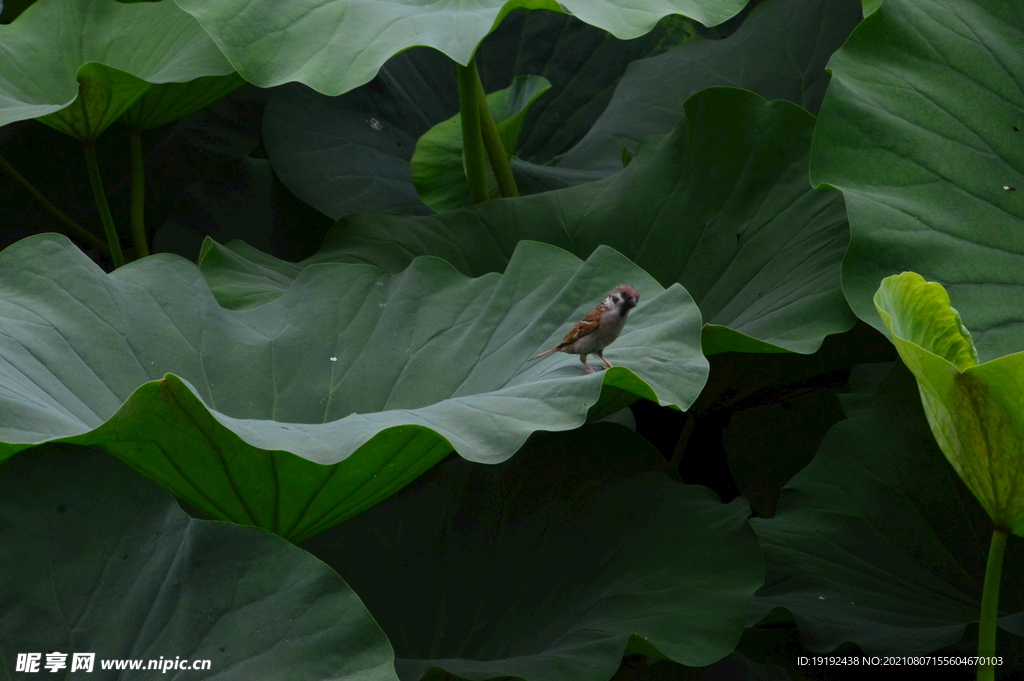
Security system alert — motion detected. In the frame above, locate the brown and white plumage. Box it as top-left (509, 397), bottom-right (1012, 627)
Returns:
top-left (529, 285), bottom-right (640, 374)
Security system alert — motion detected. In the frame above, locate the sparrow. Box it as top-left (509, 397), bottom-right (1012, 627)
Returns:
top-left (529, 285), bottom-right (640, 374)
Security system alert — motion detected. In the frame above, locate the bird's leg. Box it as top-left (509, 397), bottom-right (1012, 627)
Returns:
top-left (599, 352), bottom-right (613, 369)
top-left (579, 354), bottom-right (595, 374)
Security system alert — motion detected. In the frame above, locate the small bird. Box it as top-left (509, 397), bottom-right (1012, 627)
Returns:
top-left (529, 285), bottom-right (640, 374)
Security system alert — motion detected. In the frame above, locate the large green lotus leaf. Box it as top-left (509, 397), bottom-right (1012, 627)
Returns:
top-left (751, 361), bottom-right (1024, 654)
top-left (555, 0), bottom-right (863, 175)
top-left (303, 423), bottom-right (763, 681)
top-left (809, 0), bottom-right (1024, 363)
top-left (0, 0), bottom-right (235, 137)
top-left (0, 234), bottom-right (706, 543)
top-left (874, 272), bottom-right (1024, 536)
top-left (214, 88), bottom-right (854, 355)
top-left (261, 10), bottom-right (694, 220)
top-left (412, 75), bottom-right (551, 212)
top-left (173, 0), bottom-right (746, 97)
top-left (0, 444), bottom-right (398, 681)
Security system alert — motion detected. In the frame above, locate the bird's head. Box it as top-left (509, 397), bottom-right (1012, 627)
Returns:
top-left (609, 285), bottom-right (639, 311)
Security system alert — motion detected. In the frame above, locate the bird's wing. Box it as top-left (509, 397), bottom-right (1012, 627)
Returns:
top-left (557, 308), bottom-right (602, 348)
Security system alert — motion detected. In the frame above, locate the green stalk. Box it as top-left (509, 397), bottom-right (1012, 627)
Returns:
top-left (128, 129), bottom-right (150, 258)
top-left (977, 526), bottom-right (1008, 681)
top-left (0, 151), bottom-right (110, 255)
top-left (669, 414), bottom-right (695, 470)
top-left (472, 68), bottom-right (519, 198)
top-left (82, 141), bottom-right (125, 268)
top-left (456, 59), bottom-right (489, 204)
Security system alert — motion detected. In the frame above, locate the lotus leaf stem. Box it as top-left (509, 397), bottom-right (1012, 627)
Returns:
top-left (456, 58), bottom-right (488, 204)
top-left (473, 67), bottom-right (519, 199)
top-left (977, 526), bottom-right (1007, 681)
top-left (669, 414), bottom-right (696, 470)
top-left (82, 141), bottom-right (125, 268)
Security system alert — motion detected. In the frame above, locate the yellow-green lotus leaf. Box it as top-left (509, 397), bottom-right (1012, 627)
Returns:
top-left (875, 272), bottom-right (1024, 536)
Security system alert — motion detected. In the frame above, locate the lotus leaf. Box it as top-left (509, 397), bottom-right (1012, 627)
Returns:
top-left (557, 0), bottom-right (863, 175)
top-left (304, 424), bottom-right (763, 681)
top-left (0, 234), bottom-right (706, 542)
top-left (0, 0), bottom-right (235, 138)
top-left (0, 444), bottom-right (397, 681)
top-left (874, 272), bottom-right (1024, 536)
top-left (120, 73), bottom-right (247, 132)
top-left (810, 0), bottom-right (1024, 362)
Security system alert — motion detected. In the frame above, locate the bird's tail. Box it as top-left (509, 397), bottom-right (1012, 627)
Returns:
top-left (529, 347), bottom-right (558, 361)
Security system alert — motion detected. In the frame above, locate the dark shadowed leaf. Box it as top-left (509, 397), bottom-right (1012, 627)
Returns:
top-left (262, 0), bottom-right (862, 219)
top-left (260, 10), bottom-right (694, 220)
top-left (0, 444), bottom-right (397, 681)
top-left (303, 423), bottom-right (763, 681)
top-left (555, 0), bottom-right (863, 175)
top-left (751, 361), bottom-right (1024, 653)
